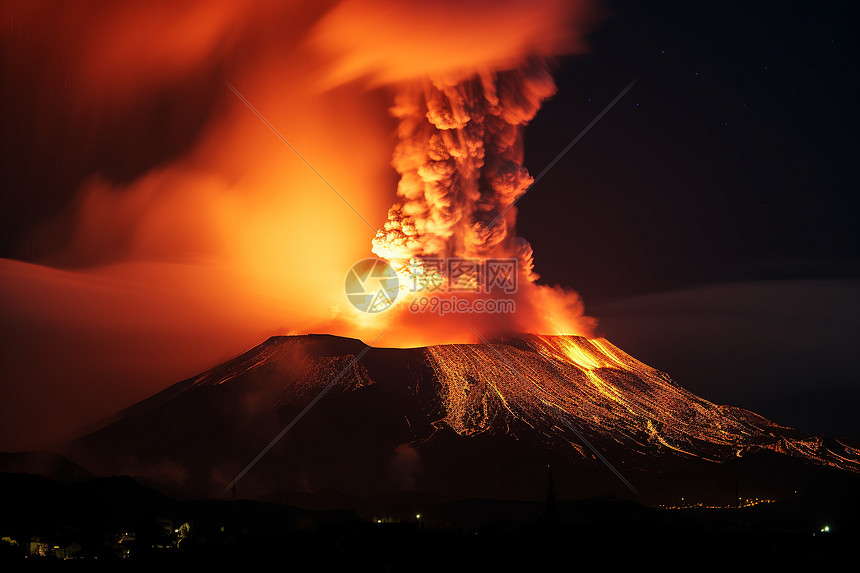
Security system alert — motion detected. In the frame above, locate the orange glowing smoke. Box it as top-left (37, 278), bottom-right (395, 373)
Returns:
top-left (0, 0), bottom-right (599, 448)
top-left (368, 61), bottom-right (596, 339)
top-left (373, 64), bottom-right (555, 268)
top-left (311, 0), bottom-right (602, 342)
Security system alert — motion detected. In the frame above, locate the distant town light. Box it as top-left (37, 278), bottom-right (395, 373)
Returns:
top-left (415, 514), bottom-right (421, 519)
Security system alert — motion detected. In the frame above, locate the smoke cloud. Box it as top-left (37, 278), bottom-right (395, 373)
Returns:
top-left (313, 0), bottom-right (600, 340)
top-left (369, 62), bottom-right (595, 338)
top-left (388, 443), bottom-right (423, 490)
top-left (1, 0), bottom-right (599, 448)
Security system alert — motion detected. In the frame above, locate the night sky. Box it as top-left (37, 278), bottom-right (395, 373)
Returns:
top-left (1, 1), bottom-right (859, 446)
top-left (522, 0), bottom-right (859, 299)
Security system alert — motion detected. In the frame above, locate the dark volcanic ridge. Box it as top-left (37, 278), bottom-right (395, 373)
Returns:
top-left (57, 334), bottom-right (860, 503)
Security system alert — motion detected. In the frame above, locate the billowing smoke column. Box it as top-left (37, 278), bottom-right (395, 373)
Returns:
top-left (373, 60), bottom-right (555, 272)
top-left (369, 60), bottom-right (596, 338)
top-left (305, 0), bottom-right (603, 338)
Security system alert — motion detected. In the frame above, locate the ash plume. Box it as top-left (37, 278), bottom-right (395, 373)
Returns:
top-left (356, 47), bottom-right (598, 335)
top-left (308, 0), bottom-right (603, 338)
top-left (373, 61), bottom-right (556, 270)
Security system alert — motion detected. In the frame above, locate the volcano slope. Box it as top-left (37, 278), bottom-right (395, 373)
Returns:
top-left (61, 334), bottom-right (860, 504)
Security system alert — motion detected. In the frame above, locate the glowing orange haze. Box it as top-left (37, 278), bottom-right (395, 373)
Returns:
top-left (0, 0), bottom-right (598, 448)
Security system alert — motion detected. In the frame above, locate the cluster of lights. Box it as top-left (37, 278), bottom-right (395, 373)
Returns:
top-left (374, 514), bottom-right (422, 524)
top-left (655, 497), bottom-right (777, 510)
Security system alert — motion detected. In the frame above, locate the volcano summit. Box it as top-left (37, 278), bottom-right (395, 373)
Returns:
top-left (61, 333), bottom-right (860, 505)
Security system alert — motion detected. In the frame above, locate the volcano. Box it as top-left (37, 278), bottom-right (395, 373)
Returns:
top-left (60, 334), bottom-right (860, 505)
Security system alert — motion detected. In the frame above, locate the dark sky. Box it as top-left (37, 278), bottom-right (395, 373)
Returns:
top-left (1, 0), bottom-right (859, 444)
top-left (521, 0), bottom-right (859, 301)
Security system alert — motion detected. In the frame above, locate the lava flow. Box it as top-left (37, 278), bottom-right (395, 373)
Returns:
top-left (426, 335), bottom-right (860, 471)
top-left (64, 333), bottom-right (860, 502)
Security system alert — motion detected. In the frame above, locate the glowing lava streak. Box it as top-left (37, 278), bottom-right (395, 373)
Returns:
top-left (425, 335), bottom-right (860, 471)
